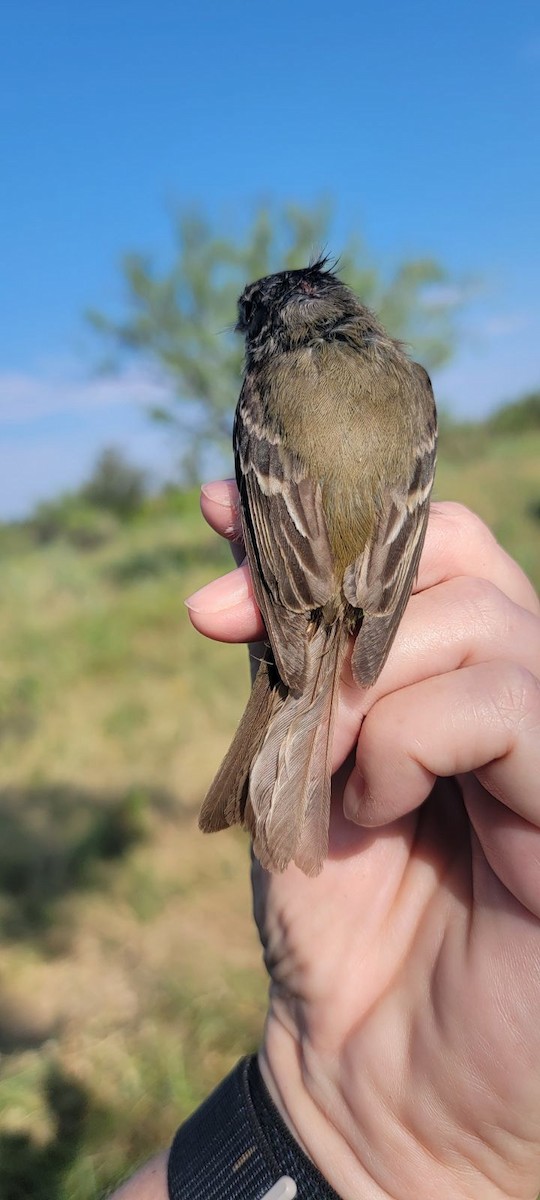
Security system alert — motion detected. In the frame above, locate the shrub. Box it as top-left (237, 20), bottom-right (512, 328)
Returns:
top-left (81, 448), bottom-right (148, 518)
top-left (31, 497), bottom-right (118, 549)
top-left (488, 390), bottom-right (540, 435)
top-left (436, 411), bottom-right (489, 462)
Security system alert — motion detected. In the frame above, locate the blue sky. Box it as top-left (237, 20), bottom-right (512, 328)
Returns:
top-left (1, 0), bottom-right (539, 517)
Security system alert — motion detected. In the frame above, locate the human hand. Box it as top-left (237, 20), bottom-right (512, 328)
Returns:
top-left (187, 482), bottom-right (540, 1200)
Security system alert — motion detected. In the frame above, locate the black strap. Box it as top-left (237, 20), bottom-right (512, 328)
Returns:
top-left (167, 1055), bottom-right (342, 1199)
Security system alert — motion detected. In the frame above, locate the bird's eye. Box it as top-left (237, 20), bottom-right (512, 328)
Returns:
top-left (242, 298), bottom-right (253, 324)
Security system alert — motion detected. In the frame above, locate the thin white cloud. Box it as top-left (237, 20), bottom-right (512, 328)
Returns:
top-left (423, 283), bottom-right (475, 309)
top-left (1, 323), bottom-right (538, 519)
top-left (0, 365), bottom-right (181, 519)
top-left (478, 312), bottom-right (534, 338)
top-left (0, 366), bottom-right (175, 425)
top-left (0, 399), bottom-right (178, 519)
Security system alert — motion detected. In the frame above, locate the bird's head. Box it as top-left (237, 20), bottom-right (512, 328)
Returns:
top-left (236, 258), bottom-right (363, 361)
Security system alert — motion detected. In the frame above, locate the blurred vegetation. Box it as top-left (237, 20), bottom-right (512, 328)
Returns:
top-left (2, 195), bottom-right (539, 1193)
top-left (81, 447), bottom-right (148, 519)
top-left (0, 483), bottom-right (263, 1198)
top-left (29, 448), bottom-right (150, 551)
top-left (32, 498), bottom-right (120, 551)
top-left (488, 388), bottom-right (540, 435)
top-left (88, 200), bottom-right (469, 479)
top-left (437, 388), bottom-right (540, 461)
top-left (0, 401), bottom-right (538, 1195)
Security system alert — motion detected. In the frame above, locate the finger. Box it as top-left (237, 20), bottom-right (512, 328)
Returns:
top-left (200, 479), bottom-right (244, 554)
top-left (200, 484), bottom-right (539, 616)
top-left (422, 502), bottom-right (539, 615)
top-left (190, 480), bottom-right (256, 637)
top-left (345, 575), bottom-right (540, 706)
top-left (343, 661), bottom-right (540, 828)
top-left (186, 539), bottom-right (540, 733)
top-left (185, 562), bottom-right (265, 643)
top-left (460, 775), bottom-right (540, 918)
top-left (337, 576), bottom-right (540, 774)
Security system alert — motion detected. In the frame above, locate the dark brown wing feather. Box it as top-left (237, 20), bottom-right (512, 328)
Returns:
top-left (234, 375), bottom-right (336, 694)
top-left (345, 364), bottom-right (437, 686)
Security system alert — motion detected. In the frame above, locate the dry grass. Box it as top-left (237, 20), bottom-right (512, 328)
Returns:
top-left (0, 433), bottom-right (538, 1198)
top-left (0, 496), bottom-right (265, 1198)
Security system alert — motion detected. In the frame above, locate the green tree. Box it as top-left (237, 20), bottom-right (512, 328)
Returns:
top-left (89, 201), bottom-right (466, 480)
top-left (29, 447), bottom-right (148, 549)
top-left (488, 389), bottom-right (540, 435)
top-left (81, 446), bottom-right (148, 517)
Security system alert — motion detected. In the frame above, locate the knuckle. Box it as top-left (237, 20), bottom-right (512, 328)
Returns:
top-left (454, 575), bottom-right (509, 639)
top-left (358, 702), bottom-right (386, 757)
top-left (449, 503), bottom-right (497, 553)
top-left (494, 664), bottom-right (540, 730)
top-left (438, 501), bottom-right (495, 549)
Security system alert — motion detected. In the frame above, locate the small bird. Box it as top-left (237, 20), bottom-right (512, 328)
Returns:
top-left (199, 258), bottom-right (437, 876)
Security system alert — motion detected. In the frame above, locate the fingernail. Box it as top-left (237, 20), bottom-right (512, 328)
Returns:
top-left (200, 479), bottom-right (236, 506)
top-left (343, 770), bottom-right (366, 824)
top-left (185, 570), bottom-right (250, 613)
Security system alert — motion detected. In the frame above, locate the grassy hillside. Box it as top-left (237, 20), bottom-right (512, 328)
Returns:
top-left (0, 432), bottom-right (539, 1199)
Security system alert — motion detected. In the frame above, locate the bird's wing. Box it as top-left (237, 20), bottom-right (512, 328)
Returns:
top-left (234, 374), bottom-right (336, 696)
top-left (344, 363), bottom-right (437, 687)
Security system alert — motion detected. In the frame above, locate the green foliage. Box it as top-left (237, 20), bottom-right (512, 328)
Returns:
top-left (29, 447), bottom-right (149, 548)
top-left (31, 495), bottom-right (119, 549)
top-left (0, 523), bottom-right (33, 556)
top-left (0, 784), bottom-right (151, 938)
top-left (437, 388), bottom-right (540, 463)
top-left (0, 674), bottom-right (41, 744)
top-left (487, 389), bottom-right (540, 435)
top-left (89, 200), bottom-right (467, 480)
top-left (436, 410), bottom-right (490, 462)
top-left (81, 446), bottom-right (148, 517)
top-left (0, 1064), bottom-right (94, 1200)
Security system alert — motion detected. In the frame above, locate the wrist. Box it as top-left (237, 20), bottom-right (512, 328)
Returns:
top-left (261, 1009), bottom-right (528, 1200)
top-left (261, 1016), bottom-right (387, 1200)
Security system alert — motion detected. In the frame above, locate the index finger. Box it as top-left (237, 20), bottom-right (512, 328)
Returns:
top-left (423, 502), bottom-right (539, 614)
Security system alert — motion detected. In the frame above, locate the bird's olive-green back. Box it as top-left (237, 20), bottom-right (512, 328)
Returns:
top-left (258, 339), bottom-right (428, 578)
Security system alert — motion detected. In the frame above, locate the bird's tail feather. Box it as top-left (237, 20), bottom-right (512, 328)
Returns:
top-left (198, 650), bottom-right (283, 833)
top-left (247, 622), bottom-right (347, 876)
top-left (199, 626), bottom-right (346, 876)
